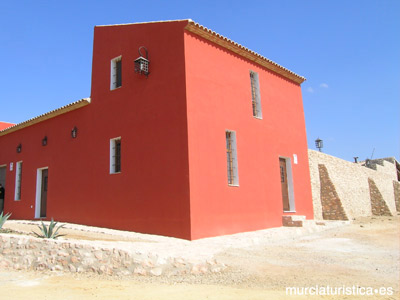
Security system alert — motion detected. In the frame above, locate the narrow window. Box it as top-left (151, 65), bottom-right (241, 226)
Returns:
top-left (14, 161), bottom-right (22, 200)
top-left (110, 56), bottom-right (122, 90)
top-left (110, 137), bottom-right (121, 174)
top-left (250, 71), bottom-right (262, 119)
top-left (226, 131), bottom-right (239, 186)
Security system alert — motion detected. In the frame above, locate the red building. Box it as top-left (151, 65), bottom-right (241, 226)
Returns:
top-left (0, 20), bottom-right (313, 240)
top-left (0, 122), bottom-right (14, 131)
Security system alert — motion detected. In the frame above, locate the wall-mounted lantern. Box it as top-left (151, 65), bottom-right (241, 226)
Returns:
top-left (315, 138), bottom-right (323, 152)
top-left (365, 159), bottom-right (371, 167)
top-left (42, 136), bottom-right (48, 146)
top-left (16, 143), bottom-right (22, 153)
top-left (71, 126), bottom-right (78, 138)
top-left (134, 46), bottom-right (150, 77)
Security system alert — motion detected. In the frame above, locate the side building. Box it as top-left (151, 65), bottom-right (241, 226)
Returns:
top-left (0, 20), bottom-right (313, 240)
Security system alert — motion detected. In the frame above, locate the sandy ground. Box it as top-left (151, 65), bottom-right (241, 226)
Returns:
top-left (0, 215), bottom-right (399, 299)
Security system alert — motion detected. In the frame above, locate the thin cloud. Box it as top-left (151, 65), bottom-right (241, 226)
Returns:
top-left (307, 87), bottom-right (314, 93)
top-left (320, 83), bottom-right (329, 88)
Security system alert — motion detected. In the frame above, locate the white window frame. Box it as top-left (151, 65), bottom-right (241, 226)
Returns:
top-left (110, 56), bottom-right (122, 90)
top-left (226, 130), bottom-right (239, 186)
top-left (280, 156), bottom-right (296, 212)
top-left (14, 161), bottom-right (22, 201)
top-left (250, 71), bottom-right (262, 119)
top-left (110, 137), bottom-right (121, 174)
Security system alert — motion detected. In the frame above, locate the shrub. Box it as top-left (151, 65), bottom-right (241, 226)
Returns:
top-left (0, 212), bottom-right (11, 229)
top-left (33, 218), bottom-right (66, 239)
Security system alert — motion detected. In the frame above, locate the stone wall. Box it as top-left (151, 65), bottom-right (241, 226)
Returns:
top-left (0, 234), bottom-right (224, 276)
top-left (394, 181), bottom-right (400, 212)
top-left (309, 150), bottom-right (398, 220)
top-left (368, 178), bottom-right (392, 216)
top-left (318, 164), bottom-right (348, 220)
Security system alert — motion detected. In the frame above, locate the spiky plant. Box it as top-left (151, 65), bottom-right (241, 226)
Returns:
top-left (0, 212), bottom-right (11, 229)
top-left (33, 218), bottom-right (66, 239)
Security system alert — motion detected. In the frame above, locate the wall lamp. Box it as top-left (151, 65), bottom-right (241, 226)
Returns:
top-left (134, 46), bottom-right (150, 77)
top-left (71, 126), bottom-right (78, 138)
top-left (315, 138), bottom-right (323, 152)
top-left (16, 144), bottom-right (22, 153)
top-left (42, 136), bottom-right (48, 146)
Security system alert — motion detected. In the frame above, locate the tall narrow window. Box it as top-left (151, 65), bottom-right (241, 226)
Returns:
top-left (15, 161), bottom-right (22, 200)
top-left (110, 56), bottom-right (122, 90)
top-left (110, 137), bottom-right (121, 174)
top-left (250, 71), bottom-right (262, 119)
top-left (226, 131), bottom-right (239, 186)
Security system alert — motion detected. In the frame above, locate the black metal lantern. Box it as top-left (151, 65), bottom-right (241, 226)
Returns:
top-left (16, 143), bottom-right (22, 153)
top-left (42, 136), bottom-right (48, 146)
top-left (365, 159), bottom-right (371, 167)
top-left (315, 138), bottom-right (323, 152)
top-left (71, 126), bottom-right (78, 138)
top-left (134, 46), bottom-right (150, 77)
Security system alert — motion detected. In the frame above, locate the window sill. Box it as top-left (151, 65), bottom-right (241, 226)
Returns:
top-left (110, 172), bottom-right (121, 175)
top-left (253, 116), bottom-right (263, 120)
top-left (110, 86), bottom-right (122, 91)
top-left (283, 210), bottom-right (296, 213)
top-left (228, 184), bottom-right (239, 187)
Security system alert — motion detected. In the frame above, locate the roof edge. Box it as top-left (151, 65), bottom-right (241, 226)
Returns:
top-left (184, 21), bottom-right (306, 84)
top-left (0, 98), bottom-right (91, 137)
top-left (96, 19), bottom-right (191, 28)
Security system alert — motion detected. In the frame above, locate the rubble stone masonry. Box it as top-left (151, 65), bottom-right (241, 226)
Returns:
top-left (369, 178), bottom-right (392, 216)
top-left (0, 234), bottom-right (225, 276)
top-left (309, 150), bottom-right (398, 220)
top-left (318, 164), bottom-right (348, 220)
top-left (393, 181), bottom-right (400, 212)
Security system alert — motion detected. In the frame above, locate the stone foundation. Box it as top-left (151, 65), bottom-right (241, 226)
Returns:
top-left (0, 234), bottom-right (225, 276)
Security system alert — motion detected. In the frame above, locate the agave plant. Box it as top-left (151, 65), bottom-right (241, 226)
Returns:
top-left (0, 212), bottom-right (12, 229)
top-left (33, 218), bottom-right (66, 239)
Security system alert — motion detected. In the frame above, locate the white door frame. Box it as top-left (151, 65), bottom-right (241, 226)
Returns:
top-left (279, 156), bottom-right (296, 212)
top-left (35, 167), bottom-right (48, 219)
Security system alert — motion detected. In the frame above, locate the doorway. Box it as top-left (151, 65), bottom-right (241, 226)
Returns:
top-left (0, 165), bottom-right (6, 212)
top-left (0, 165), bottom-right (6, 186)
top-left (35, 168), bottom-right (48, 218)
top-left (279, 157), bottom-right (295, 212)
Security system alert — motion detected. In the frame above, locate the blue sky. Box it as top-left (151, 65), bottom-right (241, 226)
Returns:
top-left (1, 0), bottom-right (399, 161)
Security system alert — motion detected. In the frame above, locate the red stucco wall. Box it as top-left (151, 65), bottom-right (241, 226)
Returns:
top-left (0, 21), bottom-right (192, 239)
top-left (184, 32), bottom-right (313, 239)
top-left (0, 20), bottom-right (313, 240)
top-left (0, 122), bottom-right (14, 130)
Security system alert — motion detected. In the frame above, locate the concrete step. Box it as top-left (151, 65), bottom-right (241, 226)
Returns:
top-left (282, 215), bottom-right (306, 227)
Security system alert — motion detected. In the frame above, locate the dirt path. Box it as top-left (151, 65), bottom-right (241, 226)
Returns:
top-left (0, 216), bottom-right (399, 299)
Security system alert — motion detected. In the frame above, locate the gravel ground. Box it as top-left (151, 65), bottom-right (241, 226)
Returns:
top-left (2, 218), bottom-right (349, 263)
top-left (1, 215), bottom-right (399, 299)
